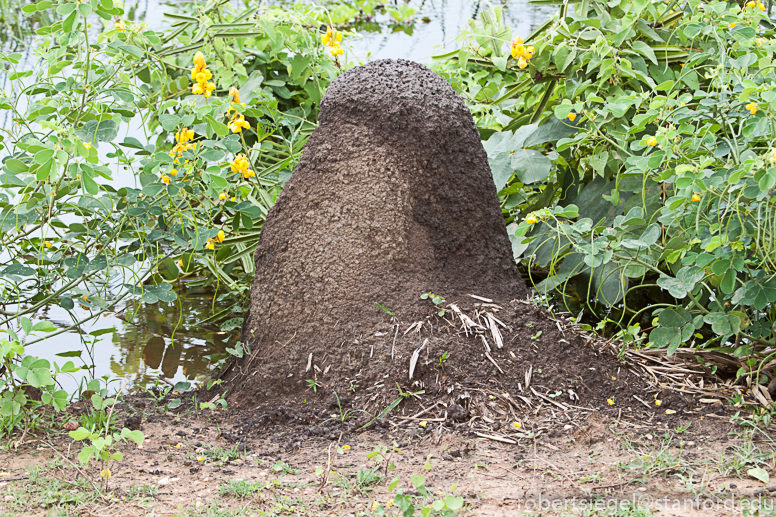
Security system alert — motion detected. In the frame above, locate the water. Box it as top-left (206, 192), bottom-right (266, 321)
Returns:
top-left (29, 285), bottom-right (236, 394)
top-left (2, 0), bottom-right (553, 389)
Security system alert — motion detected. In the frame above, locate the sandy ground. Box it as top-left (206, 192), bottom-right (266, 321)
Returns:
top-left (1, 402), bottom-right (774, 517)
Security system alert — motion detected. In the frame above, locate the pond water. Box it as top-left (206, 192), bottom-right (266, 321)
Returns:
top-left (2, 0), bottom-right (554, 390)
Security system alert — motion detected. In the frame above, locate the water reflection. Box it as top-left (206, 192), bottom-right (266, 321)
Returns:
top-left (30, 285), bottom-right (233, 392)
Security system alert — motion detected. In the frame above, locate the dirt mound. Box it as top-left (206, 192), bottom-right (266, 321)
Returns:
top-left (231, 59), bottom-right (526, 403)
top-left (224, 298), bottom-right (701, 446)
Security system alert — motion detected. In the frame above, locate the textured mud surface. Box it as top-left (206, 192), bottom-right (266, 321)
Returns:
top-left (234, 59), bottom-right (526, 406)
top-left (0, 396), bottom-right (764, 517)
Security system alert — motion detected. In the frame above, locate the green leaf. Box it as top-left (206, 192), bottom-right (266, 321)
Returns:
top-left (124, 430), bottom-right (145, 445)
top-left (209, 174), bottom-right (228, 190)
top-left (632, 41), bottom-right (657, 65)
top-left (4, 158), bottom-right (28, 173)
top-left (411, 474), bottom-right (425, 489)
top-left (77, 446), bottom-right (95, 464)
top-left (749, 468), bottom-right (769, 484)
top-left (69, 427), bottom-right (92, 440)
top-left (522, 117), bottom-right (579, 147)
top-left (31, 321), bottom-right (56, 332)
top-left (703, 312), bottom-right (741, 337)
top-left (158, 257), bottom-right (179, 281)
top-left (512, 149), bottom-right (551, 184)
top-left (20, 317), bottom-right (32, 334)
top-left (445, 495), bottom-right (464, 510)
top-left (75, 120), bottom-right (118, 144)
top-left (159, 114), bottom-right (181, 132)
top-left (206, 115), bottom-right (228, 137)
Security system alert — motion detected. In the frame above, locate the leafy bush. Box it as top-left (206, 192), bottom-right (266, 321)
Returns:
top-left (435, 0), bottom-right (776, 378)
top-left (0, 0), bottom-right (347, 344)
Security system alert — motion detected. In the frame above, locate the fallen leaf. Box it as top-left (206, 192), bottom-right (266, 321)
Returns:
top-left (749, 468), bottom-right (770, 484)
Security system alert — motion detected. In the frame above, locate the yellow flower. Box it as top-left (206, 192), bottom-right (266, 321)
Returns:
top-left (646, 136), bottom-right (658, 146)
top-left (342, 445), bottom-right (351, 451)
top-left (100, 469), bottom-right (112, 479)
top-left (197, 456), bottom-right (205, 461)
top-left (419, 421), bottom-right (428, 428)
top-left (655, 400), bottom-right (662, 406)
top-left (729, 22), bottom-right (737, 28)
top-left (747, 1), bottom-right (755, 7)
top-left (567, 113), bottom-right (576, 122)
top-left (229, 86), bottom-right (240, 104)
top-left (228, 114), bottom-right (250, 133)
top-left (216, 230), bottom-right (225, 243)
top-left (607, 398), bottom-right (614, 405)
top-left (175, 443), bottom-right (182, 449)
top-left (169, 169), bottom-right (178, 177)
top-left (746, 102), bottom-right (758, 114)
top-left (524, 46), bottom-right (534, 60)
top-left (206, 239), bottom-right (215, 250)
top-left (193, 51), bottom-right (206, 69)
top-left (517, 58), bottom-right (527, 69)
top-left (230, 154), bottom-right (251, 177)
top-left (321, 26), bottom-right (343, 47)
top-left (525, 214), bottom-right (538, 224)
top-left (219, 192), bottom-right (227, 201)
top-left (81, 295), bottom-right (88, 301)
top-left (512, 422), bottom-right (521, 428)
top-left (115, 21), bottom-right (125, 32)
top-left (178, 259), bottom-right (183, 268)
top-left (510, 36), bottom-right (524, 59)
top-left (691, 193), bottom-right (701, 202)
top-left (231, 196), bottom-right (236, 202)
top-left (758, 2), bottom-right (765, 10)
top-left (386, 499), bottom-right (394, 508)
top-left (757, 38), bottom-right (765, 46)
top-left (83, 143), bottom-right (92, 150)
top-left (161, 175), bottom-right (170, 185)
top-left (227, 86), bottom-right (246, 113)
top-left (44, 241), bottom-right (52, 248)
top-left (192, 83), bottom-right (204, 95)
top-left (330, 43), bottom-right (344, 56)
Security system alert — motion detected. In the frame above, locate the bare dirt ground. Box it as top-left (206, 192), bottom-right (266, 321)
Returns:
top-left (1, 394), bottom-right (775, 517)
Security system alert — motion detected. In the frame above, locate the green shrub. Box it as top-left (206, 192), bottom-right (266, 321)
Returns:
top-left (434, 0), bottom-right (776, 377)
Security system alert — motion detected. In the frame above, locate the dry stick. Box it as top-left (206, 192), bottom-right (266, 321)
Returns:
top-left (317, 442), bottom-right (334, 492)
top-left (484, 352), bottom-right (504, 374)
top-left (632, 395), bottom-right (653, 409)
top-left (0, 476), bottom-right (27, 482)
top-left (400, 414), bottom-right (447, 422)
top-left (408, 401), bottom-right (442, 420)
top-left (529, 387), bottom-right (569, 411)
top-left (474, 432), bottom-right (516, 445)
top-left (391, 324), bottom-right (399, 360)
top-left (43, 442), bottom-right (103, 495)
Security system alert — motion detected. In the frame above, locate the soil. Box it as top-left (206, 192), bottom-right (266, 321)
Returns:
top-left (235, 59), bottom-right (525, 403)
top-left (0, 389), bottom-right (771, 517)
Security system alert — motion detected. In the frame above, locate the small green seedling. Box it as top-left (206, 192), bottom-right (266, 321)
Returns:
top-left (420, 292), bottom-right (446, 316)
